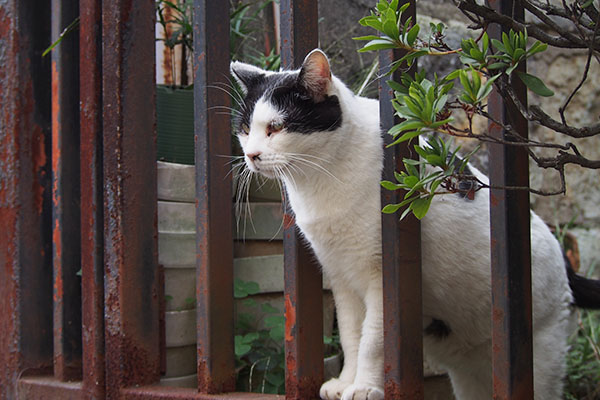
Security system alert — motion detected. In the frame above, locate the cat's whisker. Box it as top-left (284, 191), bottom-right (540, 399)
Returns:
top-left (283, 151), bottom-right (334, 165)
top-left (206, 83), bottom-right (245, 110)
top-left (286, 155), bottom-right (343, 184)
top-left (224, 161), bottom-right (246, 179)
top-left (207, 105), bottom-right (243, 117)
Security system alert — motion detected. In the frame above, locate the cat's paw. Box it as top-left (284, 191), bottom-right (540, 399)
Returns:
top-left (340, 384), bottom-right (384, 400)
top-left (320, 378), bottom-right (352, 400)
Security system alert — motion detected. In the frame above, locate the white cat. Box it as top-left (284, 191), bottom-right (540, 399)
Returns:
top-left (230, 49), bottom-right (600, 400)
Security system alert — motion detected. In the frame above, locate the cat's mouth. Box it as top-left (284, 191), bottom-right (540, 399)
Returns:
top-left (245, 153), bottom-right (282, 179)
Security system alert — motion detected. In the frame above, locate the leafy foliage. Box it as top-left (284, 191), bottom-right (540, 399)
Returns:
top-left (234, 279), bottom-right (286, 394)
top-left (565, 307), bottom-right (600, 400)
top-left (355, 0), bottom-right (554, 219)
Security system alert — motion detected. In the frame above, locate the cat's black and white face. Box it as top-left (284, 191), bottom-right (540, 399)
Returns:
top-left (230, 50), bottom-right (343, 179)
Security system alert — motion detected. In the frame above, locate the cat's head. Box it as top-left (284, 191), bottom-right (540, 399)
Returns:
top-left (230, 49), bottom-right (343, 179)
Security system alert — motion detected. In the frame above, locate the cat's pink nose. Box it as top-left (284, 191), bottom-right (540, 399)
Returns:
top-left (246, 152), bottom-right (261, 161)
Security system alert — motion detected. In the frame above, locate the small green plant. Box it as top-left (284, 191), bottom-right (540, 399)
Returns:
top-left (565, 308), bottom-right (600, 400)
top-left (565, 261), bottom-right (600, 400)
top-left (230, 0), bottom-right (280, 70)
top-left (234, 278), bottom-right (286, 394)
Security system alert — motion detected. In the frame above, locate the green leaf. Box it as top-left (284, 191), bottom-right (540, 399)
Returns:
top-left (381, 180), bottom-right (401, 191)
top-left (265, 315), bottom-right (284, 328)
top-left (269, 325), bottom-right (285, 341)
top-left (235, 335), bottom-right (252, 357)
top-left (383, 18), bottom-right (400, 40)
top-left (387, 130), bottom-right (422, 146)
top-left (516, 71), bottom-right (554, 97)
top-left (353, 35), bottom-right (384, 41)
top-left (387, 79), bottom-right (405, 93)
top-left (487, 62), bottom-right (508, 70)
top-left (382, 203), bottom-right (402, 214)
top-left (444, 69), bottom-right (462, 81)
top-left (243, 332), bottom-right (260, 344)
top-left (410, 196), bottom-right (433, 219)
top-left (491, 38), bottom-right (506, 53)
top-left (425, 154), bottom-right (443, 165)
top-left (261, 303), bottom-right (280, 314)
top-left (358, 38), bottom-right (398, 52)
top-left (43, 17), bottom-right (81, 57)
top-left (404, 175), bottom-right (419, 188)
top-left (406, 24), bottom-right (420, 46)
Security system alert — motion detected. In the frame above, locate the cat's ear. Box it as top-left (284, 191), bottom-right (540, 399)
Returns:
top-left (298, 49), bottom-right (332, 102)
top-left (230, 61), bottom-right (265, 94)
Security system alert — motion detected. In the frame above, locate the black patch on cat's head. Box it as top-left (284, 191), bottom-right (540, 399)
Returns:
top-left (424, 318), bottom-right (452, 339)
top-left (230, 52), bottom-right (342, 135)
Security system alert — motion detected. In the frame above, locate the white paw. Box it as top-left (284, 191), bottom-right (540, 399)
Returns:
top-left (340, 384), bottom-right (384, 400)
top-left (320, 378), bottom-right (352, 400)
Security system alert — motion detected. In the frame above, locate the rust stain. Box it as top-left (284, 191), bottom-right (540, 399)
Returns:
top-left (32, 125), bottom-right (46, 215)
top-left (283, 213), bottom-right (295, 230)
top-left (161, 4), bottom-right (174, 85)
top-left (490, 193), bottom-right (499, 207)
top-left (492, 308), bottom-right (504, 323)
top-left (284, 293), bottom-right (295, 342)
top-left (51, 61), bottom-right (61, 209)
top-left (53, 222), bottom-right (62, 302)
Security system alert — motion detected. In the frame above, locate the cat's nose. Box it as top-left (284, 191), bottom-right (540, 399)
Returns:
top-left (246, 152), bottom-right (261, 161)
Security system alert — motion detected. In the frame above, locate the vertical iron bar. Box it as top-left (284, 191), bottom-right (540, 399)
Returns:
top-left (487, 1), bottom-right (533, 399)
top-left (279, 2), bottom-right (324, 399)
top-left (52, 0), bottom-right (82, 382)
top-left (102, 0), bottom-right (160, 397)
top-left (193, 0), bottom-right (236, 393)
top-left (80, 0), bottom-right (105, 397)
top-left (379, 2), bottom-right (424, 398)
top-left (0, 0), bottom-right (53, 397)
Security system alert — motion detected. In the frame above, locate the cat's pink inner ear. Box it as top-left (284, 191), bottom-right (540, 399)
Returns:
top-left (299, 49), bottom-right (331, 102)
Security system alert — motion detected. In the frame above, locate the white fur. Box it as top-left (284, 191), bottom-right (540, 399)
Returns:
top-left (235, 60), bottom-right (575, 400)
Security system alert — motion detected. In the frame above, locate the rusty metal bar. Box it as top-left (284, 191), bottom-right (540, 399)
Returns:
top-left (102, 0), bottom-right (160, 396)
top-left (18, 377), bottom-right (83, 400)
top-left (279, 2), bottom-right (325, 399)
top-left (80, 0), bottom-right (105, 397)
top-left (193, 0), bottom-right (236, 393)
top-left (487, 0), bottom-right (534, 399)
top-left (122, 386), bottom-right (283, 400)
top-left (52, 0), bottom-right (82, 382)
top-left (379, 2), bottom-right (424, 398)
top-left (0, 1), bottom-right (53, 398)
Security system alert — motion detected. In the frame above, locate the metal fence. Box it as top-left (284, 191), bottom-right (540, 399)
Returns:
top-left (0, 0), bottom-right (532, 399)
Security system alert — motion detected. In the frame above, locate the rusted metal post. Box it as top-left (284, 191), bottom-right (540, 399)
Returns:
top-left (379, 2), bottom-right (424, 399)
top-left (487, 1), bottom-right (534, 399)
top-left (102, 0), bottom-right (160, 397)
top-left (80, 0), bottom-right (105, 397)
top-left (0, 1), bottom-right (53, 398)
top-left (52, 0), bottom-right (82, 383)
top-left (279, 2), bottom-right (325, 399)
top-left (193, 0), bottom-right (236, 393)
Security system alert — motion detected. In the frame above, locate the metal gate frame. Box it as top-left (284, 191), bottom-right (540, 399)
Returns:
top-left (0, 0), bottom-right (532, 399)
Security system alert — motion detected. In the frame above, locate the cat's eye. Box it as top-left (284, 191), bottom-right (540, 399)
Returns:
top-left (240, 123), bottom-right (250, 135)
top-left (267, 121), bottom-right (284, 136)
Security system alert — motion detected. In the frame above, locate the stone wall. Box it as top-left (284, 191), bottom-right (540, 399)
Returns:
top-left (318, 0), bottom-right (600, 276)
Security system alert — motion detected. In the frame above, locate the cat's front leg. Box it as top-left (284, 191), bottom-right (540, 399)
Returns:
top-left (320, 285), bottom-right (365, 400)
top-left (340, 278), bottom-right (384, 400)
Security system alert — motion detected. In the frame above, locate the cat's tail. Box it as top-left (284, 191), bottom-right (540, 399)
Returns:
top-left (566, 257), bottom-right (600, 309)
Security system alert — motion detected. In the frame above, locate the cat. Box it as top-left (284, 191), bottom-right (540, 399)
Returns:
top-left (230, 49), bottom-right (600, 400)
